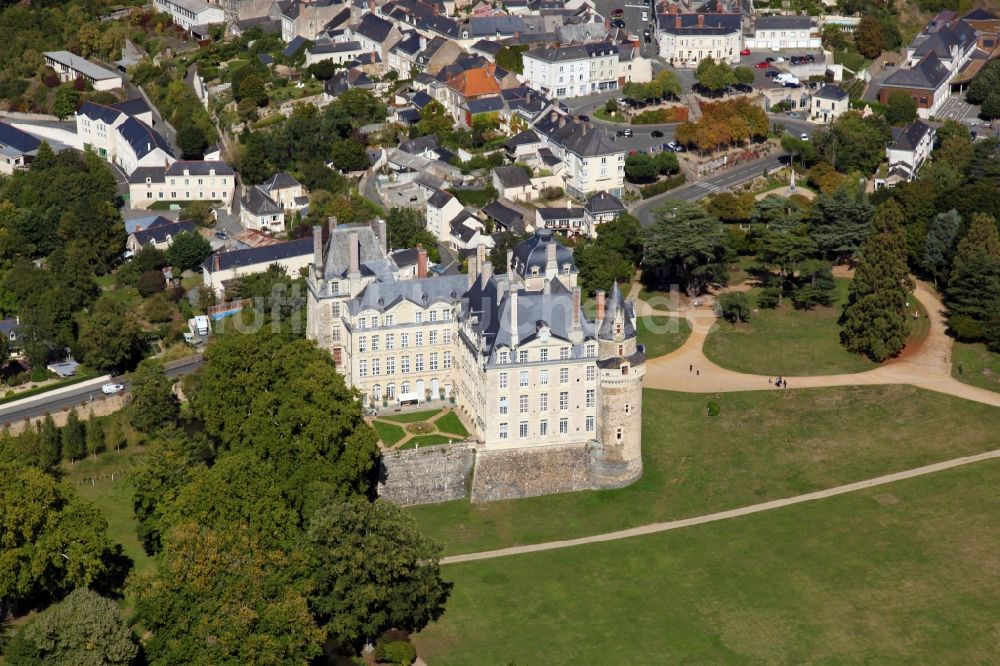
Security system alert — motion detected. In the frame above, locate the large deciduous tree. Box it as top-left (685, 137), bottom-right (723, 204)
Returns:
top-left (840, 199), bottom-right (911, 361)
top-left (165, 230), bottom-right (213, 271)
top-left (643, 200), bottom-right (728, 296)
top-left (307, 499), bottom-right (450, 651)
top-left (127, 360), bottom-right (179, 435)
top-left (76, 296), bottom-right (144, 374)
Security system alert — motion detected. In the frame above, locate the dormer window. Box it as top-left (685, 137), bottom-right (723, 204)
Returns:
top-left (183, 169), bottom-right (190, 176)
top-left (209, 169), bottom-right (215, 176)
top-left (145, 177), bottom-right (151, 183)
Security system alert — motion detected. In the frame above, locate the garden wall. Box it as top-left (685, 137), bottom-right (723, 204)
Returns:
top-left (470, 442), bottom-right (593, 503)
top-left (377, 443), bottom-right (475, 505)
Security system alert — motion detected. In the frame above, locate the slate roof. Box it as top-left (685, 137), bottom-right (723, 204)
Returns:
top-left (397, 108), bottom-right (421, 123)
top-left (512, 228), bottom-right (577, 279)
top-left (450, 215), bottom-right (481, 243)
top-left (482, 200), bottom-right (525, 231)
top-left (814, 84), bottom-right (849, 101)
top-left (657, 12), bottom-right (741, 34)
top-left (118, 116), bottom-right (174, 159)
top-left (109, 97), bottom-right (151, 116)
top-left (755, 15), bottom-right (813, 30)
top-left (205, 238), bottom-right (313, 273)
top-left (399, 134), bottom-right (440, 154)
top-left (533, 111), bottom-right (619, 157)
top-left (43, 51), bottom-right (120, 81)
top-left (165, 160), bottom-right (233, 176)
top-left (411, 90), bottom-right (434, 108)
top-left (131, 219), bottom-right (197, 246)
top-left (467, 96), bottom-right (505, 114)
top-left (242, 186), bottom-right (282, 216)
top-left (427, 188), bottom-right (456, 208)
top-left (310, 39), bottom-right (363, 54)
top-left (597, 281), bottom-right (636, 341)
top-left (392, 31), bottom-right (423, 56)
top-left (505, 129), bottom-right (541, 149)
top-left (585, 191), bottom-right (625, 214)
top-left (488, 287), bottom-right (595, 354)
top-left (494, 165), bottom-right (532, 188)
top-left (890, 120), bottom-right (933, 151)
top-left (390, 247), bottom-right (420, 268)
top-left (471, 39), bottom-right (504, 56)
top-left (464, 16), bottom-right (527, 36)
top-left (537, 207), bottom-right (584, 221)
top-left (282, 36), bottom-right (308, 58)
top-left (76, 100), bottom-right (124, 124)
top-left (963, 8), bottom-right (998, 20)
top-left (348, 273), bottom-right (469, 314)
top-left (0, 122), bottom-right (41, 154)
top-left (262, 172), bottom-right (301, 191)
top-left (882, 51), bottom-right (950, 90)
top-left (356, 13), bottom-right (396, 42)
top-left (258, 53), bottom-right (275, 65)
top-left (525, 41), bottom-right (618, 62)
top-left (323, 224), bottom-right (398, 281)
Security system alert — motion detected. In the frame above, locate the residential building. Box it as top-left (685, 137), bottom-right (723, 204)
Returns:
top-left (203, 237), bottom-right (314, 297)
top-left (492, 165), bottom-right (534, 201)
top-left (534, 207), bottom-right (586, 236)
top-left (260, 172), bottom-right (308, 210)
top-left (532, 109), bottom-right (625, 198)
top-left (152, 0), bottom-right (225, 30)
top-left (126, 218), bottom-right (197, 254)
top-left (425, 189), bottom-right (466, 239)
top-left (876, 120), bottom-right (935, 188)
top-left (305, 227), bottom-right (646, 495)
top-left (279, 0), bottom-right (348, 42)
top-left (0, 318), bottom-right (22, 353)
top-left (443, 66), bottom-right (502, 123)
top-left (0, 122), bottom-right (41, 175)
top-left (76, 101), bottom-right (174, 175)
top-left (810, 84), bottom-right (850, 123)
top-left (522, 42), bottom-right (622, 98)
top-left (656, 12), bottom-right (742, 66)
top-left (305, 39), bottom-right (367, 65)
top-left (879, 51), bottom-right (952, 119)
top-left (746, 15), bottom-right (820, 49)
top-left (350, 12), bottom-right (403, 61)
top-left (240, 185), bottom-right (286, 233)
top-left (584, 192), bottom-right (626, 234)
top-left (127, 161), bottom-right (236, 209)
top-left (43, 51), bottom-right (123, 91)
top-left (222, 0), bottom-right (275, 22)
top-left (482, 199), bottom-right (527, 233)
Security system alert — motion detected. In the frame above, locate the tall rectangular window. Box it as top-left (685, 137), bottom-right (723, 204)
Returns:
top-left (371, 335), bottom-right (380, 352)
top-left (415, 312), bottom-right (423, 323)
top-left (518, 349), bottom-right (528, 363)
top-left (415, 354), bottom-right (424, 372)
top-left (401, 333), bottom-right (409, 348)
top-left (359, 360), bottom-right (367, 377)
top-left (539, 394), bottom-right (548, 411)
top-left (560, 347), bottom-right (570, 360)
top-left (540, 348), bottom-right (548, 361)
top-left (540, 369), bottom-right (549, 385)
top-left (386, 357), bottom-right (395, 374)
top-left (499, 372), bottom-right (508, 389)
top-left (430, 310), bottom-right (438, 322)
top-left (587, 366), bottom-right (596, 382)
top-left (559, 417), bottom-right (568, 434)
top-left (443, 351), bottom-right (452, 369)
top-left (499, 396), bottom-right (508, 415)
top-left (415, 332), bottom-right (423, 347)
top-left (519, 421), bottom-right (528, 438)
top-left (443, 330), bottom-right (452, 344)
top-left (560, 368), bottom-right (569, 384)
top-left (586, 415), bottom-right (595, 432)
top-left (519, 371), bottom-right (529, 387)
top-left (429, 353), bottom-right (438, 371)
top-left (429, 330), bottom-right (438, 345)
top-left (358, 337), bottom-right (367, 353)
top-left (586, 389), bottom-right (595, 408)
top-left (559, 392), bottom-right (569, 410)
top-left (401, 355), bottom-right (410, 373)
top-left (539, 419), bottom-right (548, 436)
top-left (499, 350), bottom-right (509, 364)
top-left (499, 423), bottom-right (508, 439)
top-left (519, 395), bottom-right (529, 414)
top-left (371, 358), bottom-right (380, 376)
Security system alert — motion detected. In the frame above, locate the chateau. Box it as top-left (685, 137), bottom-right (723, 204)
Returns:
top-left (305, 219), bottom-right (646, 501)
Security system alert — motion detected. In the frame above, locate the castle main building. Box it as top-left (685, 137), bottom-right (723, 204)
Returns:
top-left (306, 219), bottom-right (646, 500)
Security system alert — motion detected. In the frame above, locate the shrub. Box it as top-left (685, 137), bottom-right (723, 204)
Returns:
top-left (144, 292), bottom-right (176, 323)
top-left (633, 106), bottom-right (689, 124)
top-left (639, 174), bottom-right (687, 199)
top-left (707, 401), bottom-right (720, 416)
top-left (756, 287), bottom-right (781, 309)
top-left (374, 640), bottom-right (416, 665)
top-left (717, 292), bottom-right (750, 323)
top-left (137, 270), bottom-right (166, 298)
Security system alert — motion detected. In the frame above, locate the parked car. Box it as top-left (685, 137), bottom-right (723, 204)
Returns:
top-left (800, 132), bottom-right (810, 141)
top-left (102, 383), bottom-right (125, 395)
top-left (806, 54), bottom-right (815, 62)
top-left (429, 264), bottom-right (447, 275)
top-left (611, 18), bottom-right (625, 28)
top-left (214, 231), bottom-right (228, 239)
top-left (740, 48), bottom-right (751, 56)
top-left (783, 82), bottom-right (801, 88)
top-left (651, 130), bottom-right (664, 137)
top-left (775, 56), bottom-right (785, 63)
top-left (765, 57), bottom-right (775, 62)
top-left (666, 141), bottom-right (684, 152)
top-left (578, 114), bottom-right (590, 122)
top-left (617, 128), bottom-right (634, 137)
top-left (765, 70), bottom-right (779, 78)
top-left (755, 61), bottom-right (770, 69)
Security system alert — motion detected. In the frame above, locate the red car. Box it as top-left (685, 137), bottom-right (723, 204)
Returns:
top-left (754, 61), bottom-right (770, 69)
top-left (740, 48), bottom-right (751, 56)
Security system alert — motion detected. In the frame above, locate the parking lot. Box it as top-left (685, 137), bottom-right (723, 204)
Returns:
top-left (739, 49), bottom-right (828, 90)
top-left (937, 91), bottom-right (982, 126)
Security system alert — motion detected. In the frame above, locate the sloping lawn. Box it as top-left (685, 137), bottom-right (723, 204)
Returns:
top-left (416, 460), bottom-right (1000, 664)
top-left (408, 385), bottom-right (1000, 556)
top-left (703, 279), bottom-right (876, 375)
top-left (636, 316), bottom-right (691, 358)
top-left (952, 341), bottom-right (1000, 393)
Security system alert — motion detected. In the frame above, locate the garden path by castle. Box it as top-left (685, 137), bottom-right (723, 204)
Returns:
top-left (629, 279), bottom-right (1000, 410)
top-left (441, 448), bottom-right (1000, 564)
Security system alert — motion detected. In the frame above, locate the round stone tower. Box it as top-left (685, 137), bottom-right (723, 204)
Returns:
top-left (591, 282), bottom-right (645, 488)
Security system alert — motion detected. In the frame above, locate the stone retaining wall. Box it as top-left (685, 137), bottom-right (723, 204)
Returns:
top-left (377, 443), bottom-right (475, 506)
top-left (470, 442), bottom-right (593, 503)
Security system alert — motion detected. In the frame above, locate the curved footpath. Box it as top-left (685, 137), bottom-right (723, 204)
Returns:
top-left (438, 280), bottom-right (1000, 564)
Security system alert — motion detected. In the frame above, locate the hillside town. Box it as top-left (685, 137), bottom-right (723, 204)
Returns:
top-left (2, 0), bottom-right (1000, 662)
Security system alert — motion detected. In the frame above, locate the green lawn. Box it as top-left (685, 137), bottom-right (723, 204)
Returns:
top-left (415, 459), bottom-right (1000, 665)
top-left (373, 420), bottom-right (406, 446)
top-left (382, 409), bottom-right (444, 423)
top-left (408, 385), bottom-right (1000, 556)
top-left (434, 411), bottom-right (469, 437)
top-left (703, 279), bottom-right (877, 375)
top-left (952, 341), bottom-right (1000, 393)
top-left (636, 316), bottom-right (691, 358)
top-left (400, 434), bottom-right (455, 449)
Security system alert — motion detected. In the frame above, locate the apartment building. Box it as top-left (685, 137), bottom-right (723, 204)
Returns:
top-left (522, 42), bottom-right (622, 98)
top-left (128, 161), bottom-right (236, 209)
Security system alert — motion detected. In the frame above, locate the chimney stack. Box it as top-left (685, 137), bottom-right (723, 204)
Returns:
top-left (546, 239), bottom-right (557, 269)
top-left (506, 248), bottom-right (514, 287)
top-left (481, 260), bottom-right (493, 289)
top-left (374, 219), bottom-right (386, 255)
top-left (328, 215), bottom-right (338, 232)
top-left (312, 225), bottom-right (323, 272)
top-left (543, 278), bottom-right (551, 294)
top-left (596, 289), bottom-right (606, 325)
top-left (675, 15), bottom-right (681, 29)
top-left (417, 246), bottom-right (428, 278)
top-left (348, 231), bottom-right (360, 277)
top-left (477, 243), bottom-right (487, 270)
top-left (468, 251), bottom-right (478, 288)
top-left (510, 290), bottom-right (519, 349)
top-left (697, 14), bottom-right (704, 26)
top-left (213, 253), bottom-right (220, 272)
top-left (572, 286), bottom-right (581, 328)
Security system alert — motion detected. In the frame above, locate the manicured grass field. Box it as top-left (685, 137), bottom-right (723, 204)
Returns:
top-left (434, 411), bottom-right (469, 437)
top-left (703, 279), bottom-right (877, 375)
top-left (400, 434), bottom-right (455, 450)
top-left (636, 315), bottom-right (691, 358)
top-left (952, 341), bottom-right (1000, 393)
top-left (408, 385), bottom-right (1000, 556)
top-left (382, 409), bottom-right (443, 423)
top-left (415, 459), bottom-right (1000, 665)
top-left (373, 420), bottom-right (406, 446)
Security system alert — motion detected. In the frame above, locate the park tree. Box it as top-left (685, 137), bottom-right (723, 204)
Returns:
top-left (0, 462), bottom-right (114, 614)
top-left (165, 231), bottom-right (213, 271)
top-left (946, 213), bottom-right (1000, 342)
top-left (624, 153), bottom-right (658, 182)
top-left (136, 270), bottom-right (165, 298)
top-left (840, 199), bottom-right (911, 361)
top-left (855, 14), bottom-right (885, 58)
top-left (781, 133), bottom-right (815, 166)
top-left (9, 588), bottom-right (138, 666)
top-left (85, 414), bottom-right (105, 459)
top-left (574, 243), bottom-right (634, 296)
top-left (967, 58), bottom-right (1000, 104)
top-left (236, 73), bottom-right (268, 107)
top-left (308, 498), bottom-right (450, 651)
top-left (921, 209), bottom-right (962, 283)
top-left (981, 92), bottom-right (1000, 119)
top-left (706, 191), bottom-right (755, 223)
top-left (733, 65), bottom-right (756, 87)
top-left (76, 296), bottom-right (144, 374)
top-left (885, 91), bottom-right (917, 125)
top-left (750, 195), bottom-right (804, 231)
top-left (62, 410), bottom-right (86, 463)
top-left (38, 415), bottom-right (62, 471)
top-left (128, 360), bottom-right (179, 435)
top-left (643, 200), bottom-right (728, 296)
top-left (808, 187), bottom-right (874, 259)
top-left (791, 259), bottom-right (837, 310)
top-left (187, 329), bottom-right (379, 506)
top-left (694, 56), bottom-right (735, 94)
top-left (812, 111), bottom-right (891, 174)
top-left (134, 524), bottom-right (324, 666)
top-left (107, 419), bottom-right (126, 454)
top-left (716, 292), bottom-right (750, 323)
top-left (234, 264), bottom-right (306, 323)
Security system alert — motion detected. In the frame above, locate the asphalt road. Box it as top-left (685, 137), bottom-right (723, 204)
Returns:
top-left (0, 354), bottom-right (203, 426)
top-left (632, 152), bottom-right (787, 225)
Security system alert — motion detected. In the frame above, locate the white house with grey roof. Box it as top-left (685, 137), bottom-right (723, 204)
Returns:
top-left (305, 39), bottom-right (367, 65)
top-left (746, 15), bottom-right (820, 49)
top-left (43, 51), bottom-right (123, 91)
top-left (522, 42), bottom-right (623, 98)
top-left (306, 227), bottom-right (646, 500)
top-left (76, 100), bottom-right (174, 175)
top-left (875, 120), bottom-right (935, 189)
top-left (241, 185), bottom-right (286, 233)
top-left (128, 161), bottom-right (235, 209)
top-left (152, 0), bottom-right (225, 30)
top-left (531, 108), bottom-right (625, 198)
top-left (656, 13), bottom-right (742, 65)
top-left (810, 84), bottom-right (850, 123)
top-left (203, 237), bottom-right (314, 297)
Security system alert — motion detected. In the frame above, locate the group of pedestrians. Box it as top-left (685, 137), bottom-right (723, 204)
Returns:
top-left (770, 376), bottom-right (788, 389)
top-left (688, 364), bottom-right (699, 376)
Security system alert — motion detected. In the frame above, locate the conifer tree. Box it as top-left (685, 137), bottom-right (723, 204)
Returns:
top-left (37, 415), bottom-right (62, 471)
top-left (62, 410), bottom-right (87, 463)
top-left (841, 199), bottom-right (911, 361)
top-left (951, 213), bottom-right (1000, 274)
top-left (947, 213), bottom-right (1000, 342)
top-left (86, 414), bottom-right (106, 460)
